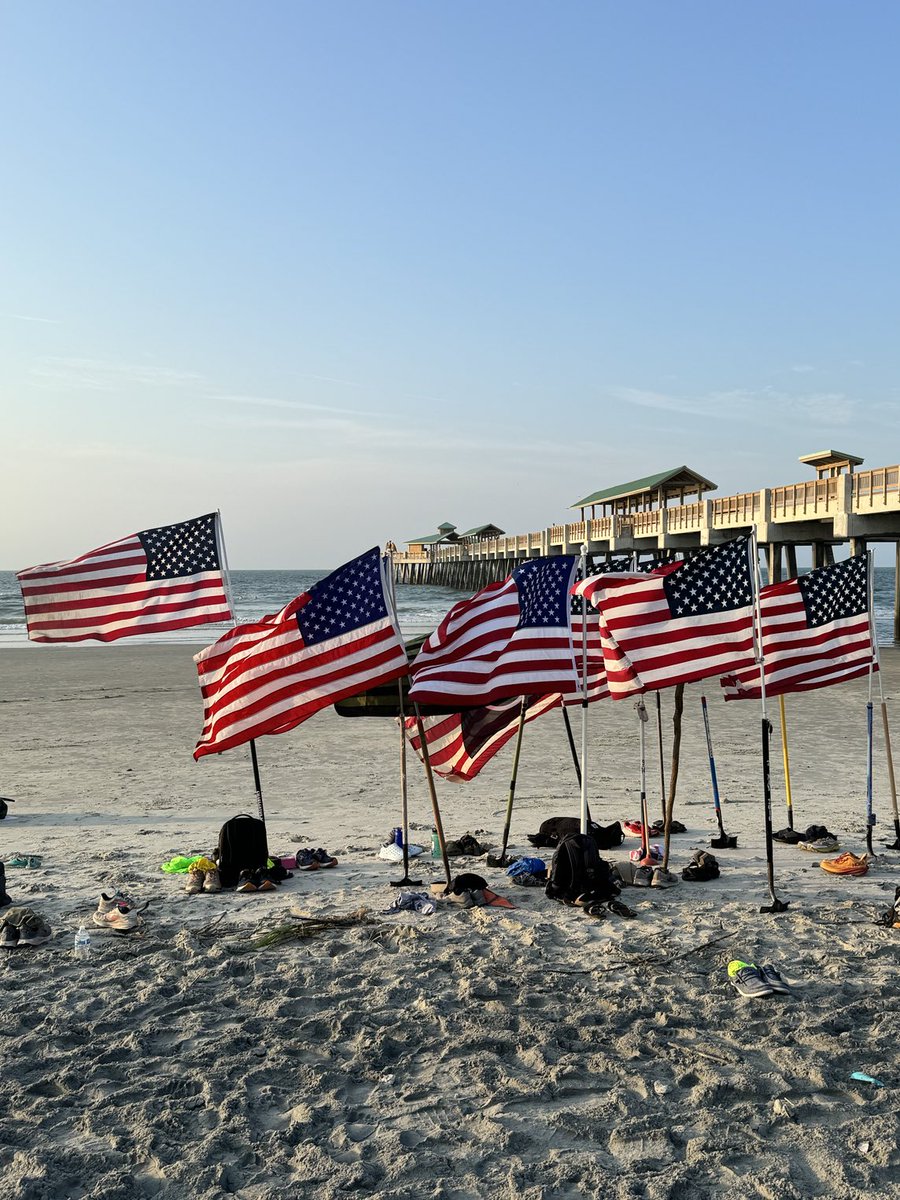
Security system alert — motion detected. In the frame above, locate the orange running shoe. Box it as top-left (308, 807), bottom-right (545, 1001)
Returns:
top-left (821, 852), bottom-right (869, 876)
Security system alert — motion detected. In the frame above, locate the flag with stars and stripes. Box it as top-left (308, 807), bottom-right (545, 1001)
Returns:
top-left (16, 513), bottom-right (232, 643)
top-left (721, 555), bottom-right (875, 701)
top-left (403, 692), bottom-right (561, 782)
top-left (407, 556), bottom-right (581, 707)
top-left (573, 538), bottom-right (757, 696)
top-left (194, 547), bottom-right (408, 758)
top-left (564, 564), bottom-right (611, 704)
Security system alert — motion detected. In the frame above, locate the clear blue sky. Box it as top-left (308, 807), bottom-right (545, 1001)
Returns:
top-left (2, 1), bottom-right (898, 568)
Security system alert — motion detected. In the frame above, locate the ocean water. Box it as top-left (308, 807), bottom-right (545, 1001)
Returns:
top-left (0, 569), bottom-right (469, 648)
top-left (0, 566), bottom-right (897, 647)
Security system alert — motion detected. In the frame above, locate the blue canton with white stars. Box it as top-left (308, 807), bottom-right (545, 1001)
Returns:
top-left (514, 557), bottom-right (574, 629)
top-left (138, 514), bottom-right (221, 580)
top-left (662, 537), bottom-right (754, 617)
top-left (797, 555), bottom-right (868, 628)
top-left (296, 547), bottom-right (388, 645)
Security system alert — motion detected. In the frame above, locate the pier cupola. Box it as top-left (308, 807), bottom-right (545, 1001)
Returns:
top-left (799, 450), bottom-right (864, 480)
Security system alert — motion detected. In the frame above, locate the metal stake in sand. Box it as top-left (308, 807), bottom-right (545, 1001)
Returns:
top-left (492, 696), bottom-right (528, 867)
top-left (752, 532), bottom-right (788, 913)
top-left (778, 695), bottom-right (795, 831)
top-left (579, 543), bottom-right (590, 836)
top-left (413, 703), bottom-right (452, 889)
top-left (635, 698), bottom-right (651, 862)
top-left (655, 692), bottom-right (666, 825)
top-left (876, 666), bottom-right (900, 849)
top-left (661, 683), bottom-right (684, 871)
top-left (701, 694), bottom-right (737, 849)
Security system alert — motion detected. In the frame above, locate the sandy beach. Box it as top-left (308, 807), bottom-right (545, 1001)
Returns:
top-left (1, 644), bottom-right (899, 1199)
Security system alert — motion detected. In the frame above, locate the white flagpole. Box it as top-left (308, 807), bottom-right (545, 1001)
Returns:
top-left (752, 528), bottom-right (787, 912)
top-left (214, 509), bottom-right (267, 843)
top-left (386, 553), bottom-right (419, 887)
top-left (580, 543), bottom-right (589, 835)
top-left (215, 509), bottom-right (238, 625)
top-left (865, 549), bottom-right (876, 856)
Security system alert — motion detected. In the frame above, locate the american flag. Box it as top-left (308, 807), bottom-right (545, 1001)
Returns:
top-left (194, 548), bottom-right (408, 758)
top-left (574, 537), bottom-right (757, 696)
top-left (16, 513), bottom-right (232, 643)
top-left (403, 693), bottom-right (561, 782)
top-left (408, 556), bottom-right (581, 707)
top-left (565, 569), bottom-right (610, 704)
top-left (721, 555), bottom-right (874, 701)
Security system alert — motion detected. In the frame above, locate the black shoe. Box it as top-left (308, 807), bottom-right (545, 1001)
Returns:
top-left (236, 870), bottom-right (257, 893)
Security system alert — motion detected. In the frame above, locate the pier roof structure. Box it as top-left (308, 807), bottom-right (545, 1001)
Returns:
top-left (799, 450), bottom-right (864, 477)
top-left (572, 466), bottom-right (717, 515)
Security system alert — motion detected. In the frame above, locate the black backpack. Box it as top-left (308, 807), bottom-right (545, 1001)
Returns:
top-left (216, 814), bottom-right (269, 888)
top-left (545, 833), bottom-right (619, 904)
top-left (528, 816), bottom-right (624, 852)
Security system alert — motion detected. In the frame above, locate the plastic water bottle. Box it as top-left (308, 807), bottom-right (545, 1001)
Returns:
top-left (431, 828), bottom-right (441, 858)
top-left (74, 925), bottom-right (92, 959)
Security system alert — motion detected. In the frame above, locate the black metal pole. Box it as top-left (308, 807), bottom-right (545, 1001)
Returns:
top-left (561, 706), bottom-right (582, 787)
top-left (249, 738), bottom-right (269, 858)
top-left (760, 717), bottom-right (788, 913)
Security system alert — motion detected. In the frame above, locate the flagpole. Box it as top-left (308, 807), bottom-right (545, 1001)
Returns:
top-left (493, 696), bottom-right (528, 867)
top-left (216, 509), bottom-right (268, 836)
top-left (655, 692), bottom-right (666, 824)
top-left (877, 667), bottom-right (900, 849)
top-left (561, 707), bottom-right (583, 790)
top-left (753, 529), bottom-right (787, 912)
top-left (865, 549), bottom-right (876, 856)
top-left (386, 556), bottom-right (417, 888)
top-left (635, 698), bottom-right (650, 862)
top-left (579, 543), bottom-right (589, 836)
top-left (661, 682), bottom-right (683, 872)
top-left (414, 704), bottom-right (452, 890)
top-left (778, 695), bottom-right (795, 831)
top-left (702, 693), bottom-right (737, 849)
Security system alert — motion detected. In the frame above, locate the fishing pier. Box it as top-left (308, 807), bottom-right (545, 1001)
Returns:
top-left (391, 452), bottom-right (900, 637)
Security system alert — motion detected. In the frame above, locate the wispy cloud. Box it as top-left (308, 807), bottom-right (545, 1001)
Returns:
top-left (207, 392), bottom-right (375, 418)
top-left (790, 363), bottom-right (815, 374)
top-left (8, 313), bottom-right (60, 324)
top-left (612, 384), bottom-right (857, 427)
top-left (29, 357), bottom-right (206, 391)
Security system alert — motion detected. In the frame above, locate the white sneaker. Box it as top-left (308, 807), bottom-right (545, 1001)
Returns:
top-left (96, 891), bottom-right (130, 915)
top-left (93, 904), bottom-right (141, 933)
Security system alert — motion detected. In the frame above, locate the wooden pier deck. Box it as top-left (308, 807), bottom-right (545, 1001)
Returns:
top-left (391, 460), bottom-right (900, 633)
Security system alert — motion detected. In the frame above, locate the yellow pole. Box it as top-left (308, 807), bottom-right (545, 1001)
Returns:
top-left (779, 694), bottom-right (794, 829)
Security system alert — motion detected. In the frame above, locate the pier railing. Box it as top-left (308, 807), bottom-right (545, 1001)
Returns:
top-left (394, 464), bottom-right (900, 568)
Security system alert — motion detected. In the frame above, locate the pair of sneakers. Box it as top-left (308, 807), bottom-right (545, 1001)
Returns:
top-left (0, 906), bottom-right (52, 948)
top-left (185, 866), bottom-right (222, 894)
top-left (236, 869), bottom-right (278, 893)
top-left (92, 893), bottom-right (145, 933)
top-left (295, 848), bottom-right (338, 870)
top-left (728, 959), bottom-right (793, 998)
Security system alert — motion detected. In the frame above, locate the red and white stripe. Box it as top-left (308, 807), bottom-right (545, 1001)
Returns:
top-left (17, 530), bottom-right (231, 644)
top-left (403, 693), bottom-right (561, 782)
top-left (194, 594), bottom-right (408, 759)
top-left (721, 578), bottom-right (875, 701)
top-left (408, 570), bottom-right (580, 707)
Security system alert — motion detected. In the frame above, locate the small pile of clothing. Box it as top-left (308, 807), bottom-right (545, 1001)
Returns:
top-left (773, 823), bottom-right (839, 852)
top-left (505, 857), bottom-right (547, 887)
top-left (0, 906), bottom-right (51, 949)
top-left (442, 873), bottom-right (514, 908)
